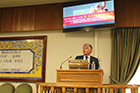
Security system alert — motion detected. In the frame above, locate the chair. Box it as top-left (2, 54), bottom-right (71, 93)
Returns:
top-left (0, 83), bottom-right (15, 93)
top-left (14, 83), bottom-right (32, 93)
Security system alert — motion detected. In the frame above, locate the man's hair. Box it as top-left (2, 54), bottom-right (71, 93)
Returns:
top-left (83, 43), bottom-right (93, 50)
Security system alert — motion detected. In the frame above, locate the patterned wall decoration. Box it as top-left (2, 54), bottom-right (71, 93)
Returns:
top-left (0, 36), bottom-right (47, 82)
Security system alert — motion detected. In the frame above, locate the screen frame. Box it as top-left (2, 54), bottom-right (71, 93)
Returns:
top-left (63, 0), bottom-right (115, 32)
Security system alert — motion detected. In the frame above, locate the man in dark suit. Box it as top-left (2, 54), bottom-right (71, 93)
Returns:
top-left (75, 43), bottom-right (99, 69)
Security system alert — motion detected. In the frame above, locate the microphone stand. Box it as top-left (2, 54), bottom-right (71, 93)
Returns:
top-left (60, 56), bottom-right (72, 69)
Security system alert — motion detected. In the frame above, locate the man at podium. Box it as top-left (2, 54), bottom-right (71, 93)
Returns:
top-left (74, 43), bottom-right (100, 93)
top-left (75, 43), bottom-right (99, 69)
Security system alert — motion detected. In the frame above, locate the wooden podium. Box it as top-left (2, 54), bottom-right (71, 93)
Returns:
top-left (56, 69), bottom-right (103, 85)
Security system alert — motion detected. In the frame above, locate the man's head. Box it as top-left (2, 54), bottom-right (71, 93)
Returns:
top-left (83, 43), bottom-right (92, 56)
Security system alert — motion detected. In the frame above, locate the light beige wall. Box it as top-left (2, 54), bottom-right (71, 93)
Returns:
top-left (96, 30), bottom-right (112, 84)
top-left (0, 30), bottom-right (112, 92)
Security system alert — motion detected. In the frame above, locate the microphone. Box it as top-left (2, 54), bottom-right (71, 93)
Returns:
top-left (60, 56), bottom-right (72, 69)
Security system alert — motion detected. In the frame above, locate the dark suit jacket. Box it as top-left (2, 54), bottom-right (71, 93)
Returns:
top-left (75, 55), bottom-right (99, 69)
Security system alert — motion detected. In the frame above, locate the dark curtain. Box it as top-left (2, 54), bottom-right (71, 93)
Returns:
top-left (110, 28), bottom-right (140, 85)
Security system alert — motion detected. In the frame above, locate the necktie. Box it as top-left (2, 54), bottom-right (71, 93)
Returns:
top-left (86, 56), bottom-right (88, 60)
top-left (86, 56), bottom-right (90, 69)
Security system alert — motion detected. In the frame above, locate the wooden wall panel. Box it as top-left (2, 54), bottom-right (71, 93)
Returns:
top-left (134, 0), bottom-right (140, 27)
top-left (0, 8), bottom-right (13, 32)
top-left (115, 0), bottom-right (140, 27)
top-left (35, 4), bottom-right (62, 31)
top-left (12, 6), bottom-right (36, 31)
top-left (0, 9), bottom-right (2, 32)
top-left (0, 4), bottom-right (62, 32)
top-left (20, 6), bottom-right (36, 31)
top-left (12, 7), bottom-right (22, 31)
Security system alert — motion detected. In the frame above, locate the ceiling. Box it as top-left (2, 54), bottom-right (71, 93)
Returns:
top-left (0, 0), bottom-right (81, 8)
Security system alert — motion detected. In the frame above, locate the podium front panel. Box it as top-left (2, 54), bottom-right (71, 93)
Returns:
top-left (56, 69), bottom-right (103, 85)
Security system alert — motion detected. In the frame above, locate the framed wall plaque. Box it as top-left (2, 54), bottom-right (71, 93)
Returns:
top-left (0, 36), bottom-right (47, 82)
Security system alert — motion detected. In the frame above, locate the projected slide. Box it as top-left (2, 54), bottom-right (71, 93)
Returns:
top-left (63, 0), bottom-right (115, 29)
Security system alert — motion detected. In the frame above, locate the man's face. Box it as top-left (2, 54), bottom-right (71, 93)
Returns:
top-left (83, 45), bottom-right (92, 56)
